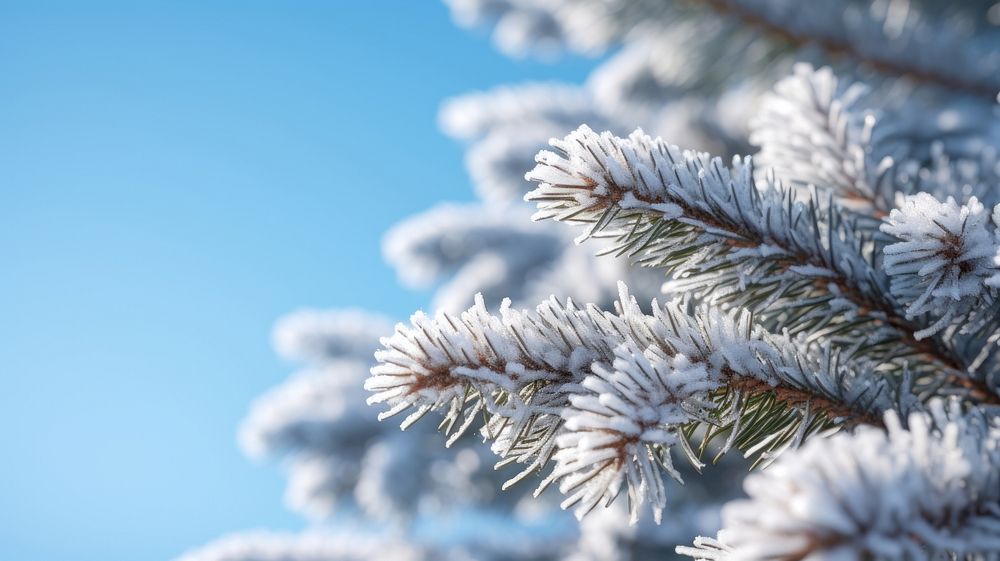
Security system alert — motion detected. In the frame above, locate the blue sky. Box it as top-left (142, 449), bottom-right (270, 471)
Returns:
top-left (0, 2), bottom-right (598, 560)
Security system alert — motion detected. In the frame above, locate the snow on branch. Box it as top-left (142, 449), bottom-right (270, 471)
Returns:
top-left (242, 310), bottom-right (400, 520)
top-left (242, 308), bottom-right (519, 523)
top-left (367, 283), bottom-right (898, 523)
top-left (882, 193), bottom-right (1000, 339)
top-left (524, 124), bottom-right (1000, 404)
top-left (750, 63), bottom-right (893, 214)
top-left (550, 341), bottom-right (715, 525)
top-left (239, 369), bottom-right (374, 519)
top-left (271, 309), bottom-right (393, 364)
top-left (678, 400), bottom-right (1000, 561)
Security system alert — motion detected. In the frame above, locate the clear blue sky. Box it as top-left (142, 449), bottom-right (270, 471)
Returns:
top-left (0, 2), bottom-right (597, 560)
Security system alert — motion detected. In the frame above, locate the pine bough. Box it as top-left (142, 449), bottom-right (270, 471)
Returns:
top-left (368, 62), bottom-right (1000, 561)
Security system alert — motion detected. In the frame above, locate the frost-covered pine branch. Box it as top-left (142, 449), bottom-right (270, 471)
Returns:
top-left (185, 308), bottom-right (590, 560)
top-left (678, 399), bottom-right (1000, 561)
top-left (367, 283), bottom-right (902, 522)
top-left (524, 122), bottom-right (1000, 403)
top-left (882, 193), bottom-right (1000, 338)
top-left (240, 308), bottom-right (506, 522)
top-left (749, 63), bottom-right (893, 215)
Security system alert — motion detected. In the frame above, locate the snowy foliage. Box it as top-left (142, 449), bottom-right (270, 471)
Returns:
top-left (524, 120), bottom-right (1000, 397)
top-left (526, 125), bottom-right (896, 366)
top-left (749, 63), bottom-right (891, 212)
top-left (191, 304), bottom-right (707, 561)
top-left (270, 310), bottom-right (394, 364)
top-left (246, 308), bottom-right (595, 523)
top-left (238, 311), bottom-right (394, 519)
top-left (369, 283), bottom-right (901, 523)
top-left (678, 400), bottom-right (1000, 561)
top-left (882, 193), bottom-right (1000, 338)
top-left (552, 344), bottom-right (714, 525)
top-left (371, 5), bottom-right (1000, 553)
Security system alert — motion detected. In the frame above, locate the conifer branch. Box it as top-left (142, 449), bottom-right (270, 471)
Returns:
top-left (750, 63), bottom-right (894, 217)
top-left (367, 283), bottom-right (902, 522)
top-left (678, 400), bottom-right (1000, 561)
top-left (882, 193), bottom-right (1000, 338)
top-left (524, 125), bottom-right (1000, 404)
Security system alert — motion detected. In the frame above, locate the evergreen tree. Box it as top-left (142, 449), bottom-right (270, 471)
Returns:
top-left (181, 1), bottom-right (1000, 559)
